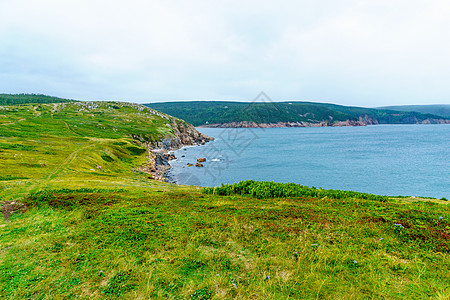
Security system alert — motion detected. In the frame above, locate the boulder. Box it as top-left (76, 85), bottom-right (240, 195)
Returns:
top-left (197, 158), bottom-right (206, 162)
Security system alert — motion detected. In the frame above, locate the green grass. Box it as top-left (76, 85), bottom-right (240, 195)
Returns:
top-left (1, 184), bottom-right (449, 299)
top-left (0, 101), bottom-right (449, 299)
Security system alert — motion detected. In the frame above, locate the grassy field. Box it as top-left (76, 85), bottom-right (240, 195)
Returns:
top-left (0, 102), bottom-right (449, 299)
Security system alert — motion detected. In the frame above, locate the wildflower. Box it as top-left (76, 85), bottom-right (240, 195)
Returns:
top-left (232, 283), bottom-right (237, 289)
top-left (265, 275), bottom-right (270, 280)
top-left (353, 260), bottom-right (358, 264)
top-left (394, 223), bottom-right (405, 229)
top-left (439, 216), bottom-right (443, 220)
top-left (379, 238), bottom-right (383, 241)
top-left (216, 274), bottom-right (219, 277)
top-left (311, 243), bottom-right (319, 246)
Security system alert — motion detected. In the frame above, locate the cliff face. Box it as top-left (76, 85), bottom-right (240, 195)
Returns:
top-left (417, 119), bottom-right (450, 124)
top-left (199, 118), bottom-right (377, 128)
top-left (134, 119), bottom-right (214, 181)
top-left (152, 120), bottom-right (214, 149)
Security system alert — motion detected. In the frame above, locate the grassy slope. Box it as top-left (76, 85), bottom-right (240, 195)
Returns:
top-left (144, 101), bottom-right (449, 126)
top-left (378, 105), bottom-right (450, 118)
top-left (0, 102), bottom-right (449, 299)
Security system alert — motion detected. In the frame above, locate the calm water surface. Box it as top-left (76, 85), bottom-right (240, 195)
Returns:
top-left (168, 125), bottom-right (450, 198)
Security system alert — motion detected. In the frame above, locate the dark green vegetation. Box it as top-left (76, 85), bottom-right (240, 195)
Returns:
top-left (0, 93), bottom-right (74, 105)
top-left (1, 101), bottom-right (449, 299)
top-left (145, 101), bottom-right (449, 126)
top-left (378, 104), bottom-right (450, 118)
top-left (205, 180), bottom-right (390, 202)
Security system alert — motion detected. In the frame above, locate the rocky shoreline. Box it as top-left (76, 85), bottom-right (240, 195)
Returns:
top-left (198, 118), bottom-right (450, 128)
top-left (134, 119), bottom-right (214, 181)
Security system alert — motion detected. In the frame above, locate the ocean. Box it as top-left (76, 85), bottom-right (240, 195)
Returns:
top-left (167, 124), bottom-right (450, 198)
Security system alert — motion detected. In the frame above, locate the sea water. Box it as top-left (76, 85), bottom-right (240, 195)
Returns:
top-left (167, 125), bottom-right (450, 198)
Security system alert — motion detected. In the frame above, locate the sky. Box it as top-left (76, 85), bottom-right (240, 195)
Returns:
top-left (1, 0), bottom-right (450, 107)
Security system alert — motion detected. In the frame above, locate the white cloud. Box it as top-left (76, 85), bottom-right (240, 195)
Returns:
top-left (0, 0), bottom-right (449, 105)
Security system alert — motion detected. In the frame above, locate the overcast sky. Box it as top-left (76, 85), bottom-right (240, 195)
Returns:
top-left (1, 0), bottom-right (450, 106)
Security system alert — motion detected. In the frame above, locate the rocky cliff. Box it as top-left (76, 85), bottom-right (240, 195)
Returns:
top-left (198, 116), bottom-right (450, 128)
top-left (134, 118), bottom-right (214, 181)
top-left (198, 119), bottom-right (374, 128)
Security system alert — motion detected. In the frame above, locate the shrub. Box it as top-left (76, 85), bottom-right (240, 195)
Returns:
top-left (203, 180), bottom-right (390, 202)
top-left (126, 146), bottom-right (146, 156)
top-left (101, 155), bottom-right (114, 162)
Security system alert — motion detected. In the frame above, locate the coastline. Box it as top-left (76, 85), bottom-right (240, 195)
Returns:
top-left (134, 121), bottom-right (214, 181)
top-left (198, 118), bottom-right (450, 128)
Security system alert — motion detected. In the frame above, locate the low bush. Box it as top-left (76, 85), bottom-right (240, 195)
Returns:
top-left (203, 180), bottom-right (390, 201)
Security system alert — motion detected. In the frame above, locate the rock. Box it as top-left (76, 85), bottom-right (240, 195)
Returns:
top-left (187, 163), bottom-right (194, 167)
top-left (197, 158), bottom-right (206, 162)
top-left (195, 163), bottom-right (204, 167)
top-left (166, 153), bottom-right (176, 160)
top-left (2, 201), bottom-right (27, 220)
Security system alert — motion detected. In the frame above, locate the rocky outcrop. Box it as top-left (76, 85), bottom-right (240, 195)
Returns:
top-left (418, 119), bottom-right (450, 124)
top-left (359, 115), bottom-right (379, 125)
top-left (199, 120), bottom-right (372, 128)
top-left (134, 119), bottom-right (214, 181)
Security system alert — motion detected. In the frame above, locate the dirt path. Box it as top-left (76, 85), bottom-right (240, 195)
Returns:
top-left (0, 118), bottom-right (25, 126)
top-left (62, 121), bottom-right (83, 136)
top-left (44, 142), bottom-right (97, 183)
top-left (1, 141), bottom-right (100, 202)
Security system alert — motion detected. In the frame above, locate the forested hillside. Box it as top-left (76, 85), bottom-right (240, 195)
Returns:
top-left (378, 104), bottom-right (450, 118)
top-left (0, 94), bottom-right (74, 105)
top-left (145, 101), bottom-right (450, 127)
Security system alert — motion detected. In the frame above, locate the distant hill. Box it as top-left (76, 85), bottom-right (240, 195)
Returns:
top-left (377, 105), bottom-right (450, 118)
top-left (0, 94), bottom-right (74, 105)
top-left (145, 101), bottom-right (450, 127)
